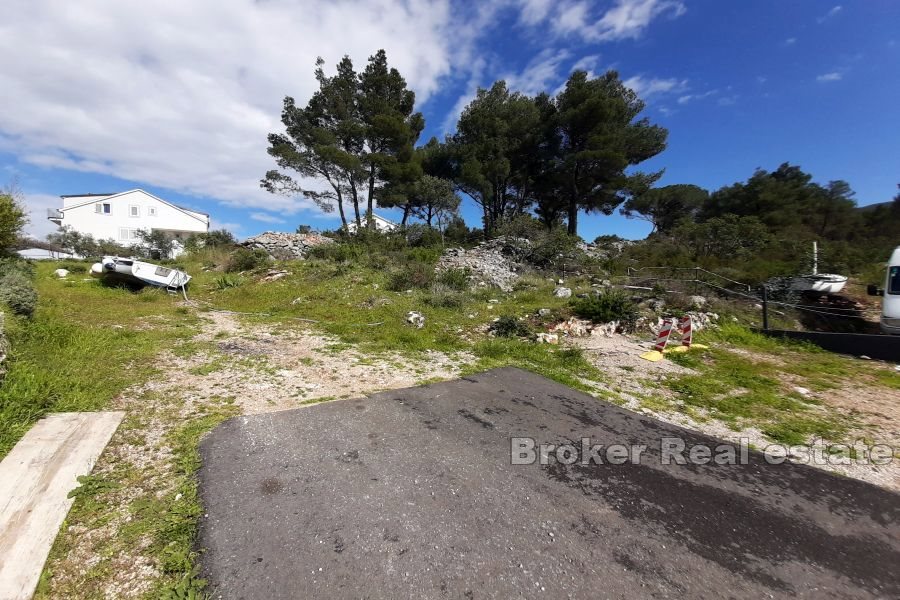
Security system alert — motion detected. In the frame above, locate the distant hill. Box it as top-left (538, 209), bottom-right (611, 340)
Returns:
top-left (857, 201), bottom-right (894, 213)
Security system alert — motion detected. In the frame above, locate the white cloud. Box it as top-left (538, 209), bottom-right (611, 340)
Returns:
top-left (677, 89), bottom-right (717, 104)
top-left (784, 37), bottom-right (797, 45)
top-left (250, 212), bottom-right (286, 224)
top-left (623, 75), bottom-right (688, 98)
top-left (21, 192), bottom-right (64, 239)
top-left (817, 5), bottom-right (842, 23)
top-left (1, 0), bottom-right (686, 223)
top-left (717, 95), bottom-right (738, 106)
top-left (551, 0), bottom-right (685, 41)
top-left (816, 72), bottom-right (843, 82)
top-left (503, 48), bottom-right (572, 96)
top-left (518, 0), bottom-right (553, 25)
top-left (0, 0), bottom-right (459, 216)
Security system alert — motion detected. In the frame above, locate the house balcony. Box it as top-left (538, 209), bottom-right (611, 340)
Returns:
top-left (47, 208), bottom-right (63, 224)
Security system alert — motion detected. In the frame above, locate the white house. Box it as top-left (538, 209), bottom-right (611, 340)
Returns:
top-left (48, 189), bottom-right (209, 256)
top-left (346, 213), bottom-right (398, 234)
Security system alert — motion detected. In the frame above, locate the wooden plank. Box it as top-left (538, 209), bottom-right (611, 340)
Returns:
top-left (0, 412), bottom-right (124, 600)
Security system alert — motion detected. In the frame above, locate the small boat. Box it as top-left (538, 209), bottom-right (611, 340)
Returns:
top-left (90, 256), bottom-right (191, 290)
top-left (790, 242), bottom-right (847, 294)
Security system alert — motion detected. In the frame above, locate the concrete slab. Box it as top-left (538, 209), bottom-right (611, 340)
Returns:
top-left (0, 411), bottom-right (124, 600)
top-left (198, 368), bottom-right (900, 599)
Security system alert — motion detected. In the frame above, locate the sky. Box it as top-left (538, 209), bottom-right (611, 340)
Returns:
top-left (2, 0), bottom-right (898, 242)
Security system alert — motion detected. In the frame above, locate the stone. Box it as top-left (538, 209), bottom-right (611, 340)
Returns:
top-left (242, 231), bottom-right (334, 259)
top-left (53, 269), bottom-right (69, 278)
top-left (553, 286), bottom-right (572, 298)
top-left (406, 311), bottom-right (425, 329)
top-left (689, 295), bottom-right (708, 310)
top-left (538, 308), bottom-right (552, 317)
top-left (535, 333), bottom-right (559, 345)
top-left (793, 386), bottom-right (812, 397)
top-left (435, 237), bottom-right (527, 292)
top-left (551, 318), bottom-right (592, 337)
top-left (261, 269), bottom-right (291, 282)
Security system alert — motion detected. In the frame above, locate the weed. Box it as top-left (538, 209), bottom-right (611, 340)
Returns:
top-left (225, 248), bottom-right (272, 273)
top-left (490, 315), bottom-right (533, 338)
top-left (570, 289), bottom-right (638, 329)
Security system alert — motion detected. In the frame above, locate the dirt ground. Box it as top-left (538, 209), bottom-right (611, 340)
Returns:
top-left (40, 309), bottom-right (900, 597)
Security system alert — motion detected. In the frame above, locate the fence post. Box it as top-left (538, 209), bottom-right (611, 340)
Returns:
top-left (761, 285), bottom-right (769, 331)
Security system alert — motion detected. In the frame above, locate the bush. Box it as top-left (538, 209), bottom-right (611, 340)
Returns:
top-left (386, 261), bottom-right (433, 291)
top-left (490, 314), bottom-right (533, 338)
top-left (213, 274), bottom-right (242, 290)
top-left (571, 289), bottom-right (638, 328)
top-left (0, 271), bottom-right (37, 317)
top-left (225, 248), bottom-right (272, 273)
top-left (435, 268), bottom-right (470, 291)
top-left (425, 283), bottom-right (465, 308)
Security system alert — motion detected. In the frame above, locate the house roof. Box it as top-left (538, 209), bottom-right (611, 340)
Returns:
top-left (60, 189), bottom-right (210, 220)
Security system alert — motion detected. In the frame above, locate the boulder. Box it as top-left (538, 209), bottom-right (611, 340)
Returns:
top-left (553, 286), bottom-right (572, 298)
top-left (406, 311), bottom-right (425, 329)
top-left (53, 268), bottom-right (69, 278)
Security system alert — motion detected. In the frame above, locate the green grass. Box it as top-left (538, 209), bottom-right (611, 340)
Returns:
top-left (0, 264), bottom-right (199, 457)
top-left (665, 345), bottom-right (851, 445)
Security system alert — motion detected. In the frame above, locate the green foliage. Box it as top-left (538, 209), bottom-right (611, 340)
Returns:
top-left (425, 283), bottom-right (465, 308)
top-left (435, 267), bottom-right (470, 291)
top-left (225, 248), bottom-right (272, 273)
top-left (184, 229), bottom-right (237, 252)
top-left (386, 261), bottom-right (433, 291)
top-left (263, 50), bottom-right (423, 231)
top-left (0, 270), bottom-right (37, 317)
top-left (135, 229), bottom-right (176, 259)
top-left (0, 183), bottom-right (27, 255)
top-left (570, 289), bottom-right (638, 328)
top-left (490, 315), bottom-right (532, 338)
top-left (621, 184), bottom-right (708, 233)
top-left (213, 274), bottom-right (242, 290)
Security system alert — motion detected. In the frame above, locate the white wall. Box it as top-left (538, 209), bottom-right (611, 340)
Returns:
top-left (57, 190), bottom-right (208, 244)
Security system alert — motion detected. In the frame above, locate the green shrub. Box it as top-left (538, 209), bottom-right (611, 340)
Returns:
top-left (214, 274), bottom-right (242, 290)
top-left (425, 283), bottom-right (465, 308)
top-left (571, 289), bottom-right (638, 328)
top-left (490, 314), bottom-right (533, 338)
top-left (0, 271), bottom-right (37, 317)
top-left (386, 261), bottom-right (433, 291)
top-left (225, 248), bottom-right (272, 273)
top-left (435, 268), bottom-right (471, 291)
top-left (56, 261), bottom-right (88, 274)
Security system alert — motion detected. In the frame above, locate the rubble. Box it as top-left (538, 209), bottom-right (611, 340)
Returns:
top-left (261, 269), bottom-right (291, 282)
top-left (553, 286), bottom-right (572, 298)
top-left (242, 231), bottom-right (334, 259)
top-left (406, 311), bottom-right (425, 328)
top-left (535, 333), bottom-right (559, 344)
top-left (436, 238), bottom-right (525, 292)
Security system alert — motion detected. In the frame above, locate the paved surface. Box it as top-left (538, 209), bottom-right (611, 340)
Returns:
top-left (0, 411), bottom-right (124, 600)
top-left (198, 368), bottom-right (900, 599)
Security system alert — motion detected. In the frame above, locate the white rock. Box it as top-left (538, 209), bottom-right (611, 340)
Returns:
top-left (553, 286), bottom-right (572, 298)
top-left (406, 311), bottom-right (425, 328)
top-left (793, 386), bottom-right (812, 397)
top-left (54, 268), bottom-right (69, 278)
top-left (538, 308), bottom-right (552, 316)
top-left (535, 333), bottom-right (559, 345)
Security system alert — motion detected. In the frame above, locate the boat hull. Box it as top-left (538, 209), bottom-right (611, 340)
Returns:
top-left (790, 274), bottom-right (848, 295)
top-left (90, 257), bottom-right (191, 289)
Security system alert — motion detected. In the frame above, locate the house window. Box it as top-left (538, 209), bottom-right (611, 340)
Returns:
top-left (129, 205), bottom-right (140, 217)
top-left (119, 228), bottom-right (141, 241)
top-left (148, 206), bottom-right (157, 217)
top-left (95, 203), bottom-right (111, 214)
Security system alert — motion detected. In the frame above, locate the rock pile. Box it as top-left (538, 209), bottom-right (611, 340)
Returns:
top-left (242, 231), bottom-right (334, 259)
top-left (436, 238), bottom-right (525, 292)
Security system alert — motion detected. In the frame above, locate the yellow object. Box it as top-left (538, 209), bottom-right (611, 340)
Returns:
top-left (664, 345), bottom-right (689, 354)
top-left (640, 350), bottom-right (665, 362)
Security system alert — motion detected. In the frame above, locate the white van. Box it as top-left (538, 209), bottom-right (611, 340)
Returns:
top-left (869, 246), bottom-right (900, 335)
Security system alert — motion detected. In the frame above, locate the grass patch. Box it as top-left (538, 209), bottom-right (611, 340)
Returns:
top-left (0, 264), bottom-right (199, 458)
top-left (664, 345), bottom-right (850, 445)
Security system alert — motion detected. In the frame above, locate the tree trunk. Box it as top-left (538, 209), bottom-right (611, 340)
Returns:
top-left (349, 179), bottom-right (362, 228)
top-left (401, 204), bottom-right (411, 226)
top-left (426, 205), bottom-right (433, 228)
top-left (336, 191), bottom-right (348, 230)
top-left (366, 163), bottom-right (376, 229)
top-left (567, 196), bottom-right (578, 235)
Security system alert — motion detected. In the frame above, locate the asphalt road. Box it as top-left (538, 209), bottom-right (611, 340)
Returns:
top-left (198, 367), bottom-right (900, 599)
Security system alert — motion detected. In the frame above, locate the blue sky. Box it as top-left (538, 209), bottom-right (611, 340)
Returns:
top-left (2, 0), bottom-right (898, 242)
